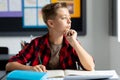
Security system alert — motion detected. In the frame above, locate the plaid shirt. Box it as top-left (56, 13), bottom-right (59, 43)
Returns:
top-left (9, 33), bottom-right (86, 70)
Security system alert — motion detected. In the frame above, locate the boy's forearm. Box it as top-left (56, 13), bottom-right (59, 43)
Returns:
top-left (71, 39), bottom-right (95, 71)
top-left (6, 62), bottom-right (32, 71)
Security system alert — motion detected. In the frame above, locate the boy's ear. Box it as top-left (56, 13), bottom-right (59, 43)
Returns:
top-left (47, 20), bottom-right (54, 28)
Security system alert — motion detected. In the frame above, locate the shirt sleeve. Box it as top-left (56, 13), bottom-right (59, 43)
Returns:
top-left (9, 40), bottom-right (35, 65)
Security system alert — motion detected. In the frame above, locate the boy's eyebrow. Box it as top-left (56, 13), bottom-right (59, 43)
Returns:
top-left (63, 15), bottom-right (71, 18)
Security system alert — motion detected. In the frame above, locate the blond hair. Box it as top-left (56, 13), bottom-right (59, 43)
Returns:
top-left (42, 2), bottom-right (67, 24)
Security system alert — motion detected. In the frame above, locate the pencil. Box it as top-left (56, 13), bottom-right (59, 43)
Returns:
top-left (76, 61), bottom-right (79, 70)
top-left (38, 53), bottom-right (42, 64)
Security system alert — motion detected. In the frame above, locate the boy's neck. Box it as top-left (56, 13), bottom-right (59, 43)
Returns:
top-left (49, 32), bottom-right (63, 45)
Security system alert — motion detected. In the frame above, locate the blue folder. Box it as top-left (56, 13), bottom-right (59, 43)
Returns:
top-left (6, 70), bottom-right (47, 80)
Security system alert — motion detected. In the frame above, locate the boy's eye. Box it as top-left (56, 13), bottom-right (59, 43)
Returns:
top-left (61, 17), bottom-right (67, 19)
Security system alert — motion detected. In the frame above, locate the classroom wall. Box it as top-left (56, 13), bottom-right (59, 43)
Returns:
top-left (110, 37), bottom-right (120, 75)
top-left (0, 0), bottom-right (120, 75)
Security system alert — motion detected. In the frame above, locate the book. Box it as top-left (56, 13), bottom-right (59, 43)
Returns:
top-left (47, 70), bottom-right (119, 80)
top-left (6, 70), bottom-right (47, 80)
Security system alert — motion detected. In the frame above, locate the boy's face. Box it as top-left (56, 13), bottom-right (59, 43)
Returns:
top-left (50, 8), bottom-right (71, 34)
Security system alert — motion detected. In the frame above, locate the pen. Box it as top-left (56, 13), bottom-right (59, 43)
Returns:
top-left (76, 61), bottom-right (79, 70)
top-left (38, 53), bottom-right (42, 64)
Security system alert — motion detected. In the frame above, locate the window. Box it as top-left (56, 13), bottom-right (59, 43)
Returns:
top-left (0, 0), bottom-right (86, 36)
top-left (117, 0), bottom-right (120, 42)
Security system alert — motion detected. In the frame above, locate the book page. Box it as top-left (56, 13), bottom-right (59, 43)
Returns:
top-left (64, 70), bottom-right (115, 76)
top-left (47, 70), bottom-right (65, 78)
top-left (64, 70), bottom-right (118, 80)
top-left (65, 70), bottom-right (95, 76)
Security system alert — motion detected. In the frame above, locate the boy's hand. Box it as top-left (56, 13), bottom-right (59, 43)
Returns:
top-left (31, 65), bottom-right (47, 72)
top-left (64, 29), bottom-right (77, 46)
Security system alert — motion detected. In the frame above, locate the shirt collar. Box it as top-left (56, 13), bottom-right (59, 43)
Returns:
top-left (43, 33), bottom-right (69, 48)
top-left (42, 33), bottom-right (50, 48)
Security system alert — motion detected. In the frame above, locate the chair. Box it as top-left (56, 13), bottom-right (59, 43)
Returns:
top-left (0, 47), bottom-right (8, 54)
top-left (0, 47), bottom-right (9, 70)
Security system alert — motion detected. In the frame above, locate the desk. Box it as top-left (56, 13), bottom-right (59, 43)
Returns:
top-left (1, 77), bottom-right (120, 80)
top-left (1, 74), bottom-right (120, 80)
top-left (0, 71), bottom-right (6, 80)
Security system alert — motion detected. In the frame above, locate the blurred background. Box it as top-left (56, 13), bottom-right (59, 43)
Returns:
top-left (0, 0), bottom-right (120, 75)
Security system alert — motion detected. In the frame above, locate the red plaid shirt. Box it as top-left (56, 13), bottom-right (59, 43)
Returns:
top-left (9, 33), bottom-right (86, 70)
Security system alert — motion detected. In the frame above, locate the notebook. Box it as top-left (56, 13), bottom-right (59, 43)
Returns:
top-left (47, 70), bottom-right (118, 80)
top-left (6, 70), bottom-right (47, 80)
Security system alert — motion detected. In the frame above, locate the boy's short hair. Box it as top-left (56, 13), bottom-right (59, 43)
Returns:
top-left (42, 2), bottom-right (67, 24)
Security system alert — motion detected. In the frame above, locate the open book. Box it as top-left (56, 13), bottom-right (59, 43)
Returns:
top-left (47, 70), bottom-right (119, 79)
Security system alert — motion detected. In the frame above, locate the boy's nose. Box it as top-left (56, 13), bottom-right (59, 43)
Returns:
top-left (68, 19), bottom-right (71, 24)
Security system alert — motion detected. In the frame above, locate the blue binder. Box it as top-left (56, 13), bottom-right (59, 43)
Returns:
top-left (7, 70), bottom-right (47, 80)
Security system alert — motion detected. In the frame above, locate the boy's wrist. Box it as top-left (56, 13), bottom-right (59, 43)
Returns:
top-left (25, 65), bottom-right (34, 71)
top-left (69, 38), bottom-right (78, 47)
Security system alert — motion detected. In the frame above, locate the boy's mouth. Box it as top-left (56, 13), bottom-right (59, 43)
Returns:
top-left (66, 26), bottom-right (71, 29)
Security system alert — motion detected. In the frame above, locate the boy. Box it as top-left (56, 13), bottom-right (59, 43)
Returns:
top-left (6, 2), bottom-right (95, 72)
